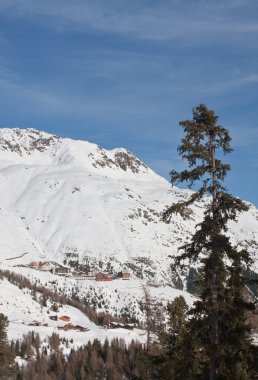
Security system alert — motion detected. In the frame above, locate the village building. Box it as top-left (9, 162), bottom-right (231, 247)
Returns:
top-left (116, 269), bottom-right (131, 280)
top-left (29, 321), bottom-right (48, 327)
top-left (120, 270), bottom-right (131, 280)
top-left (39, 261), bottom-right (56, 271)
top-left (58, 323), bottom-right (88, 332)
top-left (73, 272), bottom-right (96, 280)
top-left (95, 272), bottom-right (112, 281)
top-left (29, 320), bottom-right (43, 326)
top-left (29, 261), bottom-right (40, 269)
top-left (108, 321), bottom-right (134, 330)
top-left (49, 315), bottom-right (58, 321)
top-left (59, 315), bottom-right (71, 322)
top-left (53, 266), bottom-right (71, 276)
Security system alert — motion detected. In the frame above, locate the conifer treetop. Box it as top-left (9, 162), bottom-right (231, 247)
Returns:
top-left (163, 104), bottom-right (248, 222)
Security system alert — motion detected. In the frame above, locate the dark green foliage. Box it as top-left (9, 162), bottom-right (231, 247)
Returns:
top-left (50, 302), bottom-right (59, 313)
top-left (10, 316), bottom-right (258, 380)
top-left (186, 268), bottom-right (201, 295)
top-left (49, 333), bottom-right (60, 352)
top-left (0, 313), bottom-right (15, 377)
top-left (170, 266), bottom-right (184, 290)
top-left (163, 104), bottom-right (257, 379)
top-left (164, 296), bottom-right (189, 357)
top-left (159, 296), bottom-right (190, 379)
top-left (16, 336), bottom-right (163, 380)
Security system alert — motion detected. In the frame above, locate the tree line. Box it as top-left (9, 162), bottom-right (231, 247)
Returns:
top-left (1, 295), bottom-right (257, 379)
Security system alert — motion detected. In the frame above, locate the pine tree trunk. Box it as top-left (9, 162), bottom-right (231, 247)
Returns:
top-left (210, 132), bottom-right (219, 380)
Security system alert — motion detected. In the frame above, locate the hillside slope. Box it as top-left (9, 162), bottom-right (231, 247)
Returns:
top-left (0, 128), bottom-right (257, 283)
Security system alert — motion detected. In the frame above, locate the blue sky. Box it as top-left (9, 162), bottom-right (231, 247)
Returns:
top-left (0, 0), bottom-right (257, 206)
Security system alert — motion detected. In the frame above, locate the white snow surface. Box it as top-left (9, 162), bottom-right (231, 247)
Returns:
top-left (0, 276), bottom-right (145, 348)
top-left (0, 128), bottom-right (256, 276)
top-left (0, 127), bottom-right (257, 347)
top-left (0, 270), bottom-right (194, 348)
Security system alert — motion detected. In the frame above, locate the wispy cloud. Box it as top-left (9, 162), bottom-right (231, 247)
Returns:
top-left (1, 0), bottom-right (258, 41)
top-left (0, 58), bottom-right (166, 122)
top-left (187, 73), bottom-right (258, 95)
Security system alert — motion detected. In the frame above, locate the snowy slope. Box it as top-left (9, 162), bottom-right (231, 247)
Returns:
top-left (0, 127), bottom-right (257, 348)
top-left (0, 268), bottom-right (196, 347)
top-left (0, 276), bottom-right (147, 347)
top-left (0, 127), bottom-right (257, 280)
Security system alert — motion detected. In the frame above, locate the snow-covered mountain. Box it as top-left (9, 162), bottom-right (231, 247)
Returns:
top-left (0, 127), bottom-right (257, 283)
top-left (0, 127), bottom-right (257, 349)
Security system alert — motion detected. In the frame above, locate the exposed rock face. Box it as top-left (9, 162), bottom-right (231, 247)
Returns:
top-left (90, 147), bottom-right (114, 169)
top-left (0, 128), bottom-right (149, 174)
top-left (90, 148), bottom-right (147, 173)
top-left (0, 128), bottom-right (60, 155)
top-left (114, 151), bottom-right (147, 173)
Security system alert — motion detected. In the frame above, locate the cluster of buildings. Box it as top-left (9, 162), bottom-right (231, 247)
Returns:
top-left (28, 261), bottom-right (71, 275)
top-left (71, 270), bottom-right (131, 281)
top-left (69, 270), bottom-right (131, 281)
top-left (28, 261), bottom-right (55, 271)
top-left (25, 261), bottom-right (131, 281)
top-left (49, 315), bottom-right (88, 332)
top-left (108, 321), bottom-right (135, 330)
top-left (57, 323), bottom-right (88, 332)
top-left (27, 316), bottom-right (135, 332)
top-left (29, 315), bottom-right (88, 332)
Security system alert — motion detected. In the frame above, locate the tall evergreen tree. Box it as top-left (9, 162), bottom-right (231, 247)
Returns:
top-left (163, 104), bottom-right (256, 379)
top-left (0, 313), bottom-right (15, 378)
top-left (159, 296), bottom-right (189, 379)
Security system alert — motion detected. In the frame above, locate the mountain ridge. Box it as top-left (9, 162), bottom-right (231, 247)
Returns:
top-left (0, 127), bottom-right (257, 284)
top-left (0, 128), bottom-right (152, 177)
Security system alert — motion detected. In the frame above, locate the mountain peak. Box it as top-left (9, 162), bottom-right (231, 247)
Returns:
top-left (0, 128), bottom-right (60, 157)
top-left (0, 128), bottom-right (152, 178)
top-left (88, 145), bottom-right (148, 174)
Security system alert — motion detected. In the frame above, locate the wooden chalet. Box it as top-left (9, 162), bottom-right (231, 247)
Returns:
top-left (59, 315), bottom-right (71, 322)
top-left (121, 271), bottom-right (131, 280)
top-left (49, 315), bottom-right (58, 321)
top-left (53, 266), bottom-right (71, 276)
top-left (58, 323), bottom-right (88, 332)
top-left (39, 261), bottom-right (56, 271)
top-left (29, 320), bottom-right (42, 326)
top-left (29, 261), bottom-right (40, 268)
top-left (73, 273), bottom-right (95, 280)
top-left (109, 321), bottom-right (134, 330)
top-left (117, 269), bottom-right (131, 280)
top-left (95, 272), bottom-right (112, 281)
